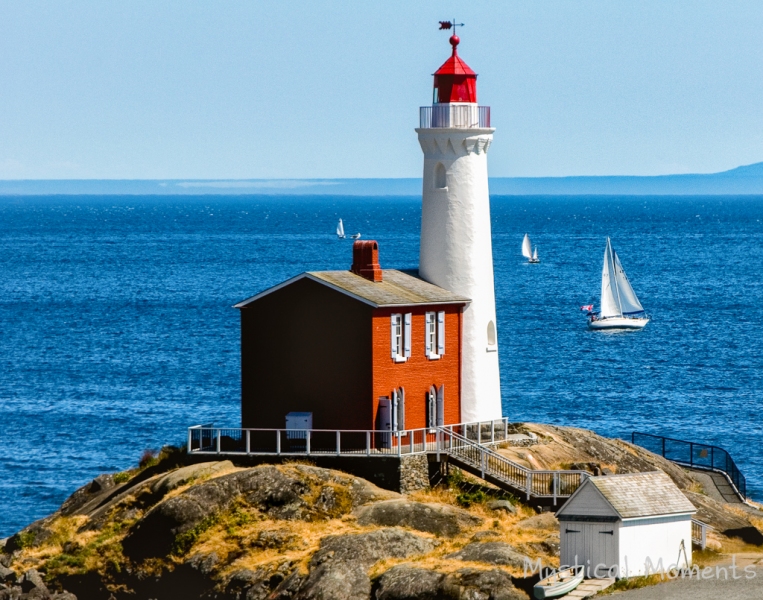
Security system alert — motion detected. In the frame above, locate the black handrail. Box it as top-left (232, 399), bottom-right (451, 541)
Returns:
top-left (631, 432), bottom-right (746, 500)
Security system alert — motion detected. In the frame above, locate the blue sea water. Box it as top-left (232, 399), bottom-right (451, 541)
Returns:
top-left (1, 193), bottom-right (762, 537)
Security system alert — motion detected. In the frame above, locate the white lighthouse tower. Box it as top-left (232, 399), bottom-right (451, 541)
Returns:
top-left (416, 32), bottom-right (502, 423)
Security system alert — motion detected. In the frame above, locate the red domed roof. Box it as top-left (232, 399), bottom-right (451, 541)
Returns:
top-left (432, 35), bottom-right (477, 103)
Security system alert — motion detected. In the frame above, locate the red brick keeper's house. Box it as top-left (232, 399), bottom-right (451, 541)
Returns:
top-left (235, 241), bottom-right (469, 434)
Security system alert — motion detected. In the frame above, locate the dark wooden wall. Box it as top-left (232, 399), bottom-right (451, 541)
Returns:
top-left (240, 277), bottom-right (373, 430)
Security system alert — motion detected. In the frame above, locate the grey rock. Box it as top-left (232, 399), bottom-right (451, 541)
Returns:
top-left (354, 499), bottom-right (483, 536)
top-left (440, 568), bottom-right (526, 600)
top-left (21, 588), bottom-right (48, 600)
top-left (486, 500), bottom-right (516, 514)
top-left (123, 464), bottom-right (396, 559)
top-left (470, 531), bottom-right (501, 542)
top-left (373, 565), bottom-right (444, 600)
top-left (185, 552), bottom-right (219, 576)
top-left (19, 570), bottom-right (46, 594)
top-left (251, 529), bottom-right (300, 550)
top-left (516, 513), bottom-right (558, 531)
top-left (150, 461), bottom-right (233, 498)
top-left (59, 475), bottom-right (115, 517)
top-left (295, 562), bottom-right (368, 600)
top-left (446, 542), bottom-right (529, 568)
top-left (0, 586), bottom-right (20, 600)
top-left (296, 529), bottom-right (438, 600)
top-left (225, 569), bottom-right (262, 599)
top-left (51, 593), bottom-right (77, 600)
top-left (311, 528), bottom-right (438, 570)
top-left (268, 570), bottom-right (306, 600)
top-left (0, 566), bottom-right (14, 584)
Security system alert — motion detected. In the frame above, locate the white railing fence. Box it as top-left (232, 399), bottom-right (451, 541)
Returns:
top-left (439, 427), bottom-right (588, 504)
top-left (187, 418), bottom-right (510, 458)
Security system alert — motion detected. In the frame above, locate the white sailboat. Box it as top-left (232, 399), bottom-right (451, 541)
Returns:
top-left (522, 233), bottom-right (540, 263)
top-left (588, 237), bottom-right (649, 330)
top-left (336, 219), bottom-right (345, 239)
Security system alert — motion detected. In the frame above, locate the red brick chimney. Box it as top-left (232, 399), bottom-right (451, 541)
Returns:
top-left (351, 240), bottom-right (383, 282)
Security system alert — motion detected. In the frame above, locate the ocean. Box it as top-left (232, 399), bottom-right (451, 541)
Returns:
top-left (1, 193), bottom-right (762, 537)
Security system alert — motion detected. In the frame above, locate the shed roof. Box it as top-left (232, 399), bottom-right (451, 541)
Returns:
top-left (558, 472), bottom-right (696, 520)
top-left (234, 269), bottom-right (470, 309)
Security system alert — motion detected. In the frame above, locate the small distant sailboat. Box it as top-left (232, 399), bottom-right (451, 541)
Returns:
top-left (588, 237), bottom-right (649, 330)
top-left (336, 218), bottom-right (361, 240)
top-left (522, 233), bottom-right (540, 263)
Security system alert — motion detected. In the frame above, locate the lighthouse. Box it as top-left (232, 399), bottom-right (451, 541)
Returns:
top-left (416, 32), bottom-right (502, 423)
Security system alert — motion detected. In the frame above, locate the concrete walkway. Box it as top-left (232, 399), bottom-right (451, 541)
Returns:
top-left (611, 563), bottom-right (763, 599)
top-left (687, 468), bottom-right (743, 504)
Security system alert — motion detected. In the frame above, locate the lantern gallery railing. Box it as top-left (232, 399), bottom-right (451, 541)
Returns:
top-left (187, 418), bottom-right (511, 458)
top-left (631, 432), bottom-right (747, 501)
top-left (419, 105), bottom-right (491, 129)
top-left (439, 428), bottom-right (589, 505)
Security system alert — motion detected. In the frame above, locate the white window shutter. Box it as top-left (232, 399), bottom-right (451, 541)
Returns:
top-left (403, 313), bottom-right (412, 357)
top-left (391, 389), bottom-right (398, 431)
top-left (437, 311), bottom-right (445, 355)
top-left (436, 384), bottom-right (445, 426)
top-left (425, 312), bottom-right (432, 355)
top-left (390, 314), bottom-right (398, 358)
top-left (398, 388), bottom-right (405, 431)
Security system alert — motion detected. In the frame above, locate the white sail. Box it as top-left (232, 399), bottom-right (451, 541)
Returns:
top-left (600, 238), bottom-right (621, 318)
top-left (612, 246), bottom-right (644, 315)
top-left (336, 219), bottom-right (345, 238)
top-left (522, 234), bottom-right (532, 259)
top-left (532, 247), bottom-right (538, 261)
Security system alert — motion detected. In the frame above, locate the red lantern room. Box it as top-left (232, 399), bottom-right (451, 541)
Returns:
top-left (433, 35), bottom-right (477, 104)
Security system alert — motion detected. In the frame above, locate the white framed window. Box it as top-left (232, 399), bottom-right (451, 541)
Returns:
top-left (391, 313), bottom-right (411, 362)
top-left (425, 311), bottom-right (446, 359)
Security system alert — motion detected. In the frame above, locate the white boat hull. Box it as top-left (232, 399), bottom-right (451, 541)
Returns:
top-left (588, 316), bottom-right (649, 330)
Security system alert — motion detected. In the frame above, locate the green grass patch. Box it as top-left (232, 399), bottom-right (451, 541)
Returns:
top-left (608, 574), bottom-right (664, 592)
top-left (171, 514), bottom-right (220, 556)
top-left (113, 471), bottom-right (133, 484)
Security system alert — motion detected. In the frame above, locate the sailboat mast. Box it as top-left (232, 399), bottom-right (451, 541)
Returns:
top-left (609, 240), bottom-right (624, 317)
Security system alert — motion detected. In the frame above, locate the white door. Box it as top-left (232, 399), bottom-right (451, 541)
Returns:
top-left (561, 522), bottom-right (618, 578)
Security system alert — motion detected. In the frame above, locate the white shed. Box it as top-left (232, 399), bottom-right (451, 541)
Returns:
top-left (556, 472), bottom-right (696, 578)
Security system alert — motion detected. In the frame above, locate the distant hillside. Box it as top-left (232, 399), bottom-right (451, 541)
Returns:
top-left (2, 162), bottom-right (763, 196)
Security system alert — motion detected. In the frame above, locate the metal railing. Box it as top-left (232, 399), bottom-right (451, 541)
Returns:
top-left (440, 428), bottom-right (589, 505)
top-left (631, 432), bottom-right (747, 500)
top-left (419, 105), bottom-right (491, 128)
top-left (187, 418), bottom-right (511, 458)
top-left (692, 519), bottom-right (710, 549)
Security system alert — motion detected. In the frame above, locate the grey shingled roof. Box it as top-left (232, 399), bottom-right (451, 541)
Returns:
top-left (235, 269), bottom-right (470, 308)
top-left (588, 472), bottom-right (696, 518)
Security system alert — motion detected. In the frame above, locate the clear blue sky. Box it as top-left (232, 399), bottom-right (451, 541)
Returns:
top-left (1, 1), bottom-right (762, 179)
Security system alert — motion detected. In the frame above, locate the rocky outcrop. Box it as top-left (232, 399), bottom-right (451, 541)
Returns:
top-left (446, 542), bottom-right (529, 567)
top-left (373, 566), bottom-right (527, 600)
top-left (123, 464), bottom-right (398, 559)
top-left (354, 499), bottom-right (482, 536)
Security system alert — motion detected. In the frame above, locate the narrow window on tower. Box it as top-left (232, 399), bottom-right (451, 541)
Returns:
top-left (434, 163), bottom-right (447, 189)
top-left (487, 320), bottom-right (497, 352)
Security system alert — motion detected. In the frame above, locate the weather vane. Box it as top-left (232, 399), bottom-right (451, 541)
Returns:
top-left (438, 19), bottom-right (464, 34)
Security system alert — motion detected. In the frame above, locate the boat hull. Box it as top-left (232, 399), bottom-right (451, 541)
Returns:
top-left (588, 316), bottom-right (649, 330)
top-left (534, 566), bottom-right (585, 599)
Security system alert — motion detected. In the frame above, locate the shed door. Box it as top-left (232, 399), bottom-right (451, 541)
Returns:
top-left (561, 522), bottom-right (617, 578)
